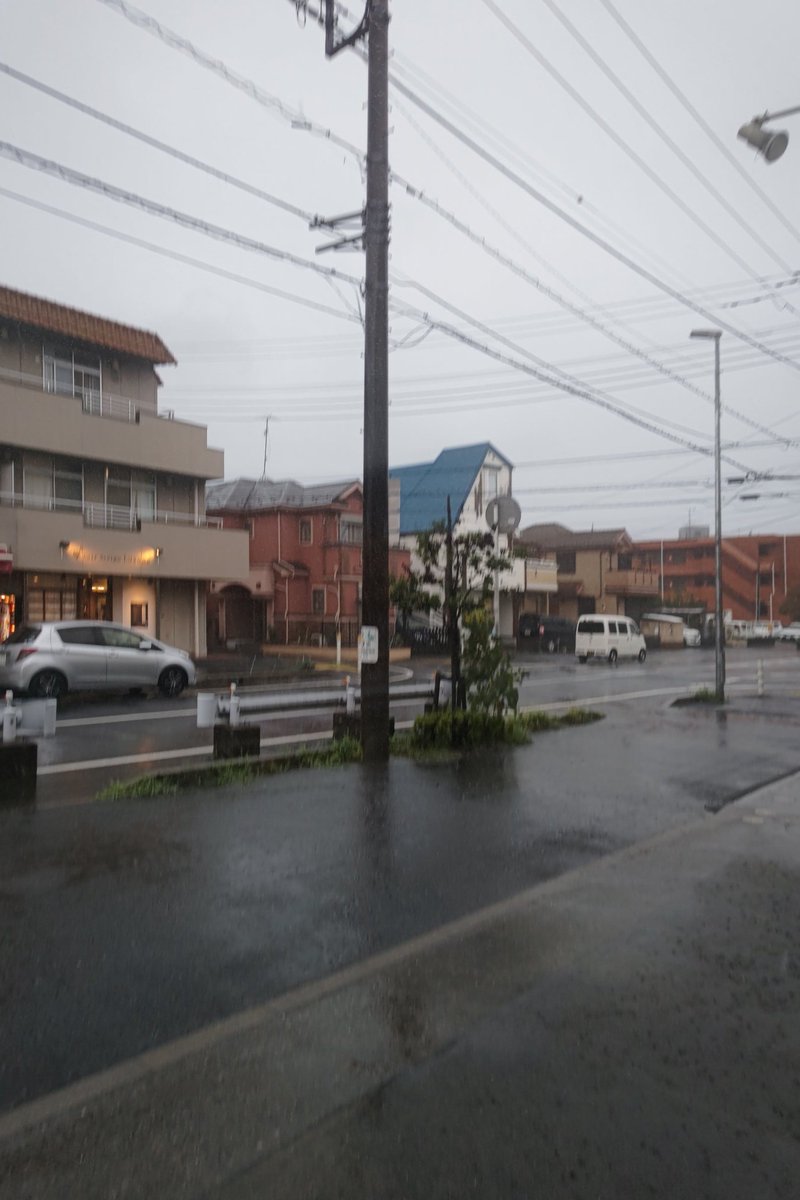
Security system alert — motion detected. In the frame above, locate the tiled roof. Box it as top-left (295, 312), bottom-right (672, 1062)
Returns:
top-left (0, 284), bottom-right (175, 364)
top-left (206, 478), bottom-right (361, 512)
top-left (390, 443), bottom-right (511, 535)
top-left (520, 523), bottom-right (631, 551)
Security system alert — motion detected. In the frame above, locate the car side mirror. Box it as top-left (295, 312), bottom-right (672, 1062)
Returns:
top-left (139, 640), bottom-right (153, 651)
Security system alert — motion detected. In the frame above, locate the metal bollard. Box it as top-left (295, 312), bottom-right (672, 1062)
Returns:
top-left (757, 659), bottom-right (764, 698)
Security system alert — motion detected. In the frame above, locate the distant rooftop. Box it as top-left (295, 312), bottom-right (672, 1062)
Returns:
top-left (206, 477), bottom-right (361, 512)
top-left (0, 283), bottom-right (175, 364)
top-left (520, 523), bottom-right (632, 552)
top-left (390, 442), bottom-right (511, 535)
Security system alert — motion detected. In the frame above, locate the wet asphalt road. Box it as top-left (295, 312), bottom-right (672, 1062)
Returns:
top-left (32, 644), bottom-right (798, 804)
top-left (3, 670), bottom-right (800, 1113)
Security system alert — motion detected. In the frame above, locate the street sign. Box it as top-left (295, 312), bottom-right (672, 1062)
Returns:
top-left (358, 625), bottom-right (379, 664)
top-left (485, 495), bottom-right (521, 534)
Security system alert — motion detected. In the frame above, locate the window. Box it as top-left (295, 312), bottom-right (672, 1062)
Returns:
top-left (617, 554), bottom-right (632, 570)
top-left (57, 626), bottom-right (103, 646)
top-left (23, 455), bottom-right (83, 513)
top-left (43, 350), bottom-right (101, 406)
top-left (340, 520), bottom-right (362, 545)
top-left (132, 471), bottom-right (156, 522)
top-left (483, 469), bottom-right (499, 503)
top-left (299, 518), bottom-right (312, 544)
top-left (312, 587), bottom-right (325, 615)
top-left (579, 619), bottom-right (605, 634)
top-left (98, 626), bottom-right (144, 649)
top-left (608, 621), bottom-right (619, 633)
top-left (556, 550), bottom-right (576, 574)
top-left (130, 603), bottom-right (149, 627)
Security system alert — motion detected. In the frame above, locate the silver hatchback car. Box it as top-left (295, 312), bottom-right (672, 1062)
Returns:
top-left (0, 621), bottom-right (197, 699)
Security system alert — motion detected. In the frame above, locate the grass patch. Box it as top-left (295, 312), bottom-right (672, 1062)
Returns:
top-left (96, 736), bottom-right (363, 801)
top-left (672, 688), bottom-right (724, 707)
top-left (95, 708), bottom-right (602, 800)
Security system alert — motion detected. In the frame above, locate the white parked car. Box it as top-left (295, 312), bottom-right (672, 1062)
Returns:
top-left (776, 622), bottom-right (800, 642)
top-left (0, 621), bottom-right (196, 699)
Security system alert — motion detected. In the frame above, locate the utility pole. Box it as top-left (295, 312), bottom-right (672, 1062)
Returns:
top-left (360, 0), bottom-right (391, 760)
top-left (311, 0), bottom-right (390, 759)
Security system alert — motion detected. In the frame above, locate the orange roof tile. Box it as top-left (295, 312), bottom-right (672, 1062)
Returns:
top-left (0, 284), bottom-right (175, 364)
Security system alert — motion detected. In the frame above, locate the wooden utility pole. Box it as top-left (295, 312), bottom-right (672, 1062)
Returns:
top-left (360, 0), bottom-right (391, 760)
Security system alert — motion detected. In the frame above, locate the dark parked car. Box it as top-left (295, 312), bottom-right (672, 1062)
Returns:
top-left (518, 614), bottom-right (577, 653)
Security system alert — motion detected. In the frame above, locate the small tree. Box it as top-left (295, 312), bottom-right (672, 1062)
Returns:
top-left (462, 609), bottom-right (522, 714)
top-left (393, 496), bottom-right (512, 708)
top-left (389, 568), bottom-right (441, 641)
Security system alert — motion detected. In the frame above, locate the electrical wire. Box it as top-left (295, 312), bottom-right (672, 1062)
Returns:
top-left (0, 61), bottom-right (316, 225)
top-left (538, 0), bottom-right (796, 276)
top-left (597, 0), bottom-right (800, 249)
top-left (478, 0), bottom-right (800, 312)
top-left (0, 185), bottom-right (363, 326)
top-left (98, 0), bottom-right (800, 378)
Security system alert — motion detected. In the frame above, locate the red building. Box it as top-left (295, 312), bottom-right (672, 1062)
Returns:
top-left (632, 532), bottom-right (800, 622)
top-left (206, 478), bottom-right (409, 648)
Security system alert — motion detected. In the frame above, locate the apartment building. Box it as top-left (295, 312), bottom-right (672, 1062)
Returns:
top-left (206, 477), bottom-right (410, 648)
top-left (633, 532), bottom-right (800, 621)
top-left (0, 285), bottom-right (248, 654)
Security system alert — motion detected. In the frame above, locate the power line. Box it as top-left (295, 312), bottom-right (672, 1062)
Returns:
top-left (2, 141), bottom-right (739, 459)
top-left (0, 61), bottom-right (316, 225)
top-left (478, 0), bottom-right (799, 310)
top-left (537, 0), bottom-right (796, 276)
top-left (0, 140), bottom-right (364, 291)
top-left (0, 185), bottom-right (363, 326)
top-left (98, 0), bottom-right (800, 380)
top-left (597, 0), bottom-right (800, 249)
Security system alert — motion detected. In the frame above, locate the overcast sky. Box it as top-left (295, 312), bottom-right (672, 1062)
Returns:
top-left (2, 0), bottom-right (800, 540)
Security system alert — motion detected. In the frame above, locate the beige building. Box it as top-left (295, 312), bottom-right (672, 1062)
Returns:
top-left (0, 285), bottom-right (249, 654)
top-left (518, 523), bottom-right (659, 622)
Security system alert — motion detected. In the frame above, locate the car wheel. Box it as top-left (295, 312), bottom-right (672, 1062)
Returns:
top-left (638, 648), bottom-right (647, 663)
top-left (29, 669), bottom-right (67, 700)
top-left (158, 666), bottom-right (188, 698)
top-left (608, 648), bottom-right (618, 664)
top-left (546, 638), bottom-right (557, 653)
top-left (578, 655), bottom-right (587, 664)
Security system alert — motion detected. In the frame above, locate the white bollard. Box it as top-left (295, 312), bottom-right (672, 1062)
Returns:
top-left (3, 690), bottom-right (17, 744)
top-left (196, 692), bottom-right (218, 729)
top-left (229, 681), bottom-right (241, 728)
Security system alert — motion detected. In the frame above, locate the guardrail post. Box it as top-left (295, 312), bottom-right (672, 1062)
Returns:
top-left (229, 682), bottom-right (240, 728)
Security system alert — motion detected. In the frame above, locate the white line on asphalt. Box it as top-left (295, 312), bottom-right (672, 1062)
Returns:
top-left (56, 709), bottom-right (196, 728)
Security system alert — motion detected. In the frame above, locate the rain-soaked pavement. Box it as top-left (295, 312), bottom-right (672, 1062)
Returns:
top-left (2, 689), bottom-right (800, 1118)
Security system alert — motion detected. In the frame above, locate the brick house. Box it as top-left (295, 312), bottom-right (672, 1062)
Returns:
top-left (205, 477), bottom-right (410, 648)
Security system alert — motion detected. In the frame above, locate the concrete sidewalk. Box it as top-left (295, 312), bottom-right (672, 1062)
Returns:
top-left (2, 771), bottom-right (799, 1198)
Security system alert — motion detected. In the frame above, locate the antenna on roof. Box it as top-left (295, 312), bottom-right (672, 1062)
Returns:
top-left (260, 416), bottom-right (271, 481)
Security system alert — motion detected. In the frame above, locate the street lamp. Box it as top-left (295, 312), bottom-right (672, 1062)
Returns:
top-left (737, 105), bottom-right (800, 162)
top-left (690, 329), bottom-right (725, 702)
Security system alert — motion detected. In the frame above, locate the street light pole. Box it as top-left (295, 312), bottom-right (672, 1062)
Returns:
top-left (691, 329), bottom-right (725, 702)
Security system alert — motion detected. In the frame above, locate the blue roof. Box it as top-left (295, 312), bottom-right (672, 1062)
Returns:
top-left (390, 443), bottom-right (511, 535)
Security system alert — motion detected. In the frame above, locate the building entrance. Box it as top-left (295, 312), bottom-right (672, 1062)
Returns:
top-left (78, 577), bottom-right (113, 621)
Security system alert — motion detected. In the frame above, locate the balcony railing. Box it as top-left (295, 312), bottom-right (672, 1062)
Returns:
top-left (0, 490), bottom-right (223, 529)
top-left (0, 364), bottom-right (174, 424)
top-left (604, 568), bottom-right (659, 595)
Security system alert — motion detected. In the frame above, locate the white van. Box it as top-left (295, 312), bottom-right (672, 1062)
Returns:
top-left (575, 614), bottom-right (647, 664)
